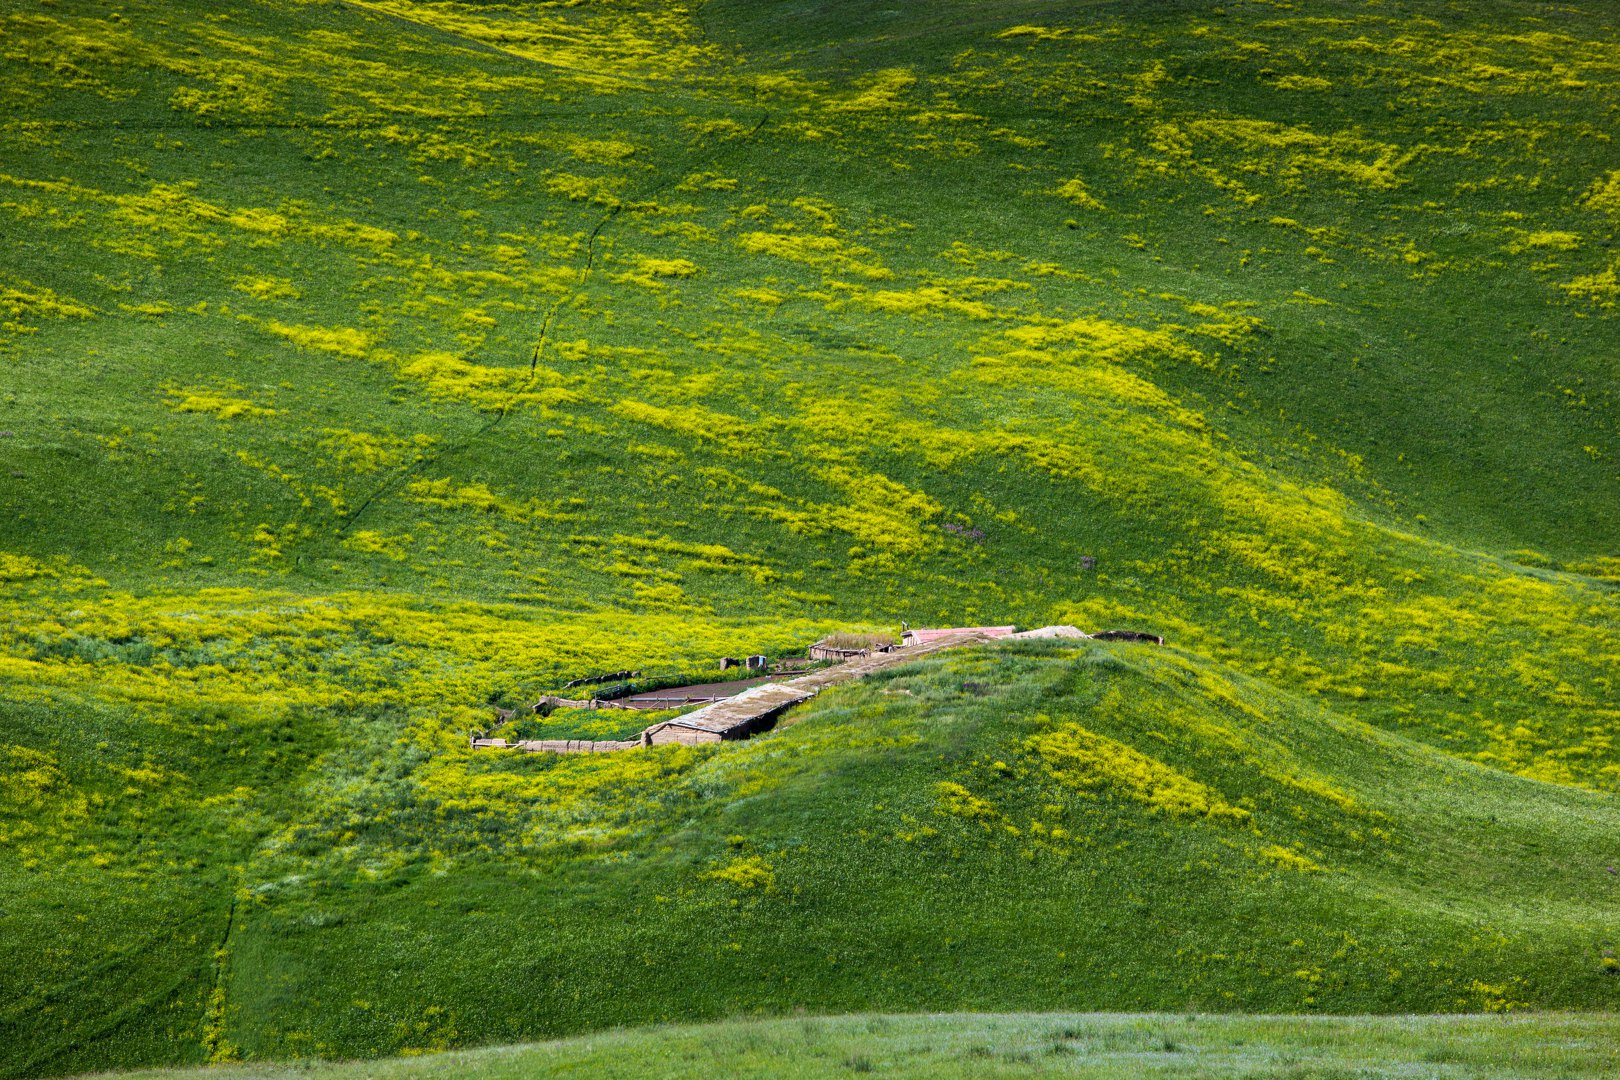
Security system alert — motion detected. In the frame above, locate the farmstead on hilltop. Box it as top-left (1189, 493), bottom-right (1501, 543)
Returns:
top-left (478, 626), bottom-right (1158, 753)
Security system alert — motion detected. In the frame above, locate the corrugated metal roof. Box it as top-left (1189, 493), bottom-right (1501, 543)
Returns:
top-left (659, 683), bottom-right (817, 733)
top-left (901, 625), bottom-right (1017, 644)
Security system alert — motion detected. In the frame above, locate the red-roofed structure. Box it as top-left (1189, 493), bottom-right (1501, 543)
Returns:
top-left (899, 625), bottom-right (1017, 646)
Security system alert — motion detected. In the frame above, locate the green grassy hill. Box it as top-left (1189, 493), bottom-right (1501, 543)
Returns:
top-left (2, 0), bottom-right (1619, 1075)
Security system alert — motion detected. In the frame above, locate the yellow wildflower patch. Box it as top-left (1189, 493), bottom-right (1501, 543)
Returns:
top-left (675, 171), bottom-right (738, 192)
top-left (935, 780), bottom-right (999, 820)
top-left (341, 530), bottom-right (410, 562)
top-left (829, 283), bottom-right (1002, 320)
top-left (704, 855), bottom-right (775, 890)
top-left (1560, 261), bottom-right (1620, 307)
top-left (1258, 844), bottom-right (1323, 872)
top-left (1505, 230), bottom-right (1580, 253)
top-left (117, 301), bottom-right (173, 318)
top-left (733, 287), bottom-right (784, 305)
top-left (169, 75), bottom-right (273, 122)
top-left (0, 278), bottom-right (94, 323)
top-left (1469, 979), bottom-right (1530, 1013)
top-left (1025, 719), bottom-right (1250, 823)
top-left (1273, 74), bottom-right (1332, 91)
top-left (1054, 177), bottom-right (1106, 210)
top-left (545, 172), bottom-right (626, 207)
top-left (0, 744), bottom-right (70, 811)
top-left (996, 26), bottom-right (1069, 42)
top-left (1580, 170), bottom-right (1620, 215)
top-left (568, 138), bottom-right (638, 164)
top-left (828, 67), bottom-right (915, 112)
top-left (737, 231), bottom-right (891, 280)
top-left (0, 553), bottom-right (56, 583)
top-left (407, 478), bottom-right (553, 524)
top-left (610, 256), bottom-right (699, 289)
top-left (163, 387), bottom-right (278, 420)
top-left (612, 399), bottom-right (765, 455)
top-left (1004, 316), bottom-right (1187, 363)
top-left (318, 429), bottom-right (437, 474)
top-left (263, 320), bottom-right (373, 359)
top-left (232, 275), bottom-right (301, 300)
top-left (397, 353), bottom-right (579, 411)
top-left (340, 0), bottom-right (716, 82)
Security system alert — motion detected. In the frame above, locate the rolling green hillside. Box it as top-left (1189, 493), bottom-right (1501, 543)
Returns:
top-left (2, 0), bottom-right (1619, 1075)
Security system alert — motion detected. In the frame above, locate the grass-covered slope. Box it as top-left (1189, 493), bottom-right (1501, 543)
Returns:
top-left (2, 0), bottom-right (1619, 1075)
top-left (17, 641), bottom-right (1620, 1075)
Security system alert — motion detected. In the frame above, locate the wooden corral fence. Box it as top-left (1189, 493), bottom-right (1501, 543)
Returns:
top-left (471, 737), bottom-right (637, 752)
top-left (562, 669), bottom-right (639, 690)
top-left (807, 634), bottom-right (899, 662)
top-left (617, 692), bottom-right (734, 708)
top-left (808, 643), bottom-right (884, 662)
top-left (530, 694), bottom-right (641, 712)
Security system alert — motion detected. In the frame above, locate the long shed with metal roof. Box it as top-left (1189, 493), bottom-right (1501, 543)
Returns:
top-left (638, 682), bottom-right (818, 745)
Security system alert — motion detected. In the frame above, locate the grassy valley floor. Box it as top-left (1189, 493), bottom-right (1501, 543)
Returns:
top-left (101, 1013), bottom-right (1620, 1080)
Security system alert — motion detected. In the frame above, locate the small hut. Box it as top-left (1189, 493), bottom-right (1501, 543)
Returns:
top-left (808, 633), bottom-right (897, 662)
top-left (639, 715), bottom-right (750, 745)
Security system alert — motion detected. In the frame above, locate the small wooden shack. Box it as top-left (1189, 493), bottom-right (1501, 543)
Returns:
top-left (809, 643), bottom-right (869, 662)
top-left (638, 715), bottom-right (751, 745)
top-left (808, 635), bottom-right (897, 662)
